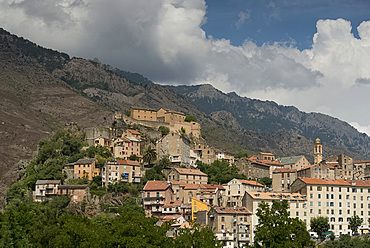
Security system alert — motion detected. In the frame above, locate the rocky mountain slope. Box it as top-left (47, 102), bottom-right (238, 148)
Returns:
top-left (167, 84), bottom-right (370, 158)
top-left (0, 27), bottom-right (369, 207)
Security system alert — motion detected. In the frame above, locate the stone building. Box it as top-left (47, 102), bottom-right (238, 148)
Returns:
top-left (58, 184), bottom-right (90, 202)
top-left (167, 168), bottom-right (208, 184)
top-left (101, 160), bottom-right (142, 186)
top-left (279, 155), bottom-right (310, 170)
top-left (156, 132), bottom-right (191, 166)
top-left (272, 168), bottom-right (297, 192)
top-left (234, 157), bottom-right (270, 180)
top-left (297, 161), bottom-right (334, 179)
top-left (33, 180), bottom-right (61, 202)
top-left (224, 178), bottom-right (265, 207)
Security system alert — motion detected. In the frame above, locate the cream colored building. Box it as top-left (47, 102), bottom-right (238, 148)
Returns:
top-left (156, 132), bottom-right (191, 166)
top-left (290, 177), bottom-right (370, 236)
top-left (113, 136), bottom-right (141, 160)
top-left (101, 160), bottom-right (142, 186)
top-left (225, 178), bottom-right (265, 207)
top-left (194, 143), bottom-right (216, 164)
top-left (242, 191), bottom-right (307, 244)
top-left (272, 168), bottom-right (297, 192)
top-left (297, 161), bottom-right (334, 179)
top-left (130, 107), bottom-right (158, 121)
top-left (168, 168), bottom-right (208, 184)
top-left (33, 180), bottom-right (61, 202)
top-left (206, 206), bottom-right (252, 248)
top-left (279, 155), bottom-right (310, 170)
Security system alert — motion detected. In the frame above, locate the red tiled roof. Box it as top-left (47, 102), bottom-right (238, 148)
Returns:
top-left (214, 207), bottom-right (251, 215)
top-left (354, 160), bottom-right (370, 164)
top-left (260, 152), bottom-right (274, 156)
top-left (117, 159), bottom-right (140, 166)
top-left (128, 129), bottom-right (140, 135)
top-left (180, 183), bottom-right (199, 190)
top-left (174, 168), bottom-right (207, 176)
top-left (164, 200), bottom-right (182, 207)
top-left (298, 177), bottom-right (351, 186)
top-left (273, 168), bottom-right (297, 173)
top-left (198, 184), bottom-right (225, 191)
top-left (236, 179), bottom-right (264, 187)
top-left (264, 160), bottom-right (284, 166)
top-left (144, 181), bottom-right (171, 191)
top-left (297, 164), bottom-right (315, 172)
top-left (159, 215), bottom-right (183, 222)
top-left (246, 158), bottom-right (270, 167)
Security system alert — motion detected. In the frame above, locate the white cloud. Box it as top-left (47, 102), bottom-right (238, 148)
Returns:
top-left (235, 10), bottom-right (250, 29)
top-left (1, 0), bottom-right (370, 134)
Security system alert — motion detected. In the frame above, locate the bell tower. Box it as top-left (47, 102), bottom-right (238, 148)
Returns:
top-left (314, 138), bottom-right (323, 164)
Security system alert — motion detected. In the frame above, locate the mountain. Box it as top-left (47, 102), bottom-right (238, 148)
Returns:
top-left (0, 27), bottom-right (369, 207)
top-left (167, 84), bottom-right (370, 158)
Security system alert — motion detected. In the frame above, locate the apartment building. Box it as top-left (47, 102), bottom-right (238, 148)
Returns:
top-left (167, 168), bottom-right (208, 184)
top-left (73, 158), bottom-right (100, 180)
top-left (279, 155), bottom-right (310, 170)
top-left (143, 181), bottom-right (174, 217)
top-left (242, 191), bottom-right (306, 244)
top-left (156, 132), bottom-right (191, 166)
top-left (225, 179), bottom-right (265, 207)
top-left (101, 160), bottom-right (142, 186)
top-left (201, 206), bottom-right (252, 248)
top-left (113, 136), bottom-right (141, 160)
top-left (297, 162), bottom-right (334, 179)
top-left (290, 177), bottom-right (370, 236)
top-left (272, 168), bottom-right (297, 192)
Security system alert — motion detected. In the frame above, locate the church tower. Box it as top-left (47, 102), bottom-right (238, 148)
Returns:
top-left (314, 138), bottom-right (323, 164)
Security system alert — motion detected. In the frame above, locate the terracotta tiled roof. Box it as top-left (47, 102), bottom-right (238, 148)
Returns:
top-left (260, 152), bottom-right (274, 156)
top-left (246, 158), bottom-right (270, 167)
top-left (236, 179), bottom-right (264, 187)
top-left (354, 160), bottom-right (370, 164)
top-left (198, 184), bottom-right (225, 191)
top-left (164, 200), bottom-right (182, 207)
top-left (298, 177), bottom-right (351, 186)
top-left (245, 191), bottom-right (306, 200)
top-left (214, 206), bottom-right (251, 215)
top-left (264, 160), bottom-right (284, 166)
top-left (128, 129), bottom-right (140, 135)
top-left (273, 168), bottom-right (297, 173)
top-left (144, 181), bottom-right (171, 191)
top-left (159, 214), bottom-right (183, 221)
top-left (174, 168), bottom-right (207, 176)
top-left (180, 183), bottom-right (199, 190)
top-left (117, 159), bottom-right (140, 166)
top-left (297, 164), bottom-right (315, 172)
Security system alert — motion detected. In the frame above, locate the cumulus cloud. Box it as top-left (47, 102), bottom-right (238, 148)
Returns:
top-left (1, 0), bottom-right (370, 133)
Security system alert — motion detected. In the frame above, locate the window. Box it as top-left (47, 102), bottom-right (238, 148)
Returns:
top-left (330, 217), bottom-right (335, 222)
top-left (339, 194), bottom-right (342, 199)
top-left (331, 209), bottom-right (334, 214)
top-left (330, 202), bottom-right (334, 207)
top-left (318, 209), bottom-right (321, 214)
top-left (221, 217), bottom-right (225, 221)
top-left (339, 210), bottom-right (342, 215)
top-left (339, 202), bottom-right (342, 208)
top-left (157, 192), bottom-right (160, 197)
top-left (310, 201), bottom-right (313, 207)
top-left (318, 202), bottom-right (321, 207)
top-left (318, 194), bottom-right (321, 199)
top-left (339, 217), bottom-right (343, 222)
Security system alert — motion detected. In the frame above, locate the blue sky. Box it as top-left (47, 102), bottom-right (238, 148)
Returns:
top-left (203, 0), bottom-right (370, 49)
top-left (1, 0), bottom-right (370, 134)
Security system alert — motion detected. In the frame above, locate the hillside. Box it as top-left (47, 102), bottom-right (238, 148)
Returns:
top-left (1, 27), bottom-right (369, 207)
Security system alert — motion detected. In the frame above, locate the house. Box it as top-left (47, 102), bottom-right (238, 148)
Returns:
top-left (33, 180), bottom-right (61, 202)
top-left (156, 132), bottom-right (191, 166)
top-left (224, 179), bottom-right (265, 207)
top-left (58, 184), bottom-right (90, 202)
top-left (167, 168), bottom-right (208, 184)
top-left (130, 107), bottom-right (158, 122)
top-left (191, 197), bottom-right (210, 221)
top-left (73, 158), bottom-right (100, 180)
top-left (162, 200), bottom-right (182, 216)
top-left (234, 157), bottom-right (270, 180)
top-left (203, 206), bottom-right (252, 248)
top-left (290, 177), bottom-right (370, 236)
top-left (113, 136), bottom-right (141, 160)
top-left (142, 181), bottom-right (174, 217)
top-left (297, 161), bottom-right (334, 179)
top-left (122, 129), bottom-right (141, 140)
top-left (196, 184), bottom-right (225, 207)
top-left (215, 149), bottom-right (235, 166)
top-left (272, 168), bottom-right (297, 192)
top-left (193, 143), bottom-right (216, 164)
top-left (94, 136), bottom-right (113, 149)
top-left (279, 155), bottom-right (310, 170)
top-left (353, 160), bottom-right (370, 180)
top-left (242, 191), bottom-right (306, 244)
top-left (101, 160), bottom-right (141, 185)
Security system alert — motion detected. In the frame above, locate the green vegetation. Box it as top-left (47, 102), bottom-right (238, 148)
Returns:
top-left (310, 216), bottom-right (330, 240)
top-left (258, 177), bottom-right (272, 188)
top-left (184, 115), bottom-right (197, 122)
top-left (349, 215), bottom-right (363, 235)
top-left (158, 126), bottom-right (170, 136)
top-left (197, 160), bottom-right (247, 184)
top-left (143, 146), bottom-right (157, 166)
top-left (235, 151), bottom-right (248, 158)
top-left (254, 200), bottom-right (312, 248)
top-left (323, 234), bottom-right (370, 248)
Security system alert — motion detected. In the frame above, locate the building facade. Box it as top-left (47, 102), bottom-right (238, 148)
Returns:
top-left (156, 132), bottom-right (191, 166)
top-left (101, 160), bottom-right (141, 186)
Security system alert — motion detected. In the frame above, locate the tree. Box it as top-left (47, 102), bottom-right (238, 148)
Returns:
top-left (143, 146), bottom-right (157, 166)
top-left (310, 216), bottom-right (330, 240)
top-left (258, 177), bottom-right (272, 188)
top-left (184, 115), bottom-right (197, 122)
top-left (158, 126), bottom-right (169, 136)
top-left (254, 200), bottom-right (312, 248)
top-left (235, 151), bottom-right (248, 159)
top-left (173, 223), bottom-right (222, 248)
top-left (197, 160), bottom-right (247, 184)
top-left (349, 215), bottom-right (363, 235)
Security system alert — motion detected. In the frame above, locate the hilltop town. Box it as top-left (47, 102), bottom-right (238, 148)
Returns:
top-left (26, 106), bottom-right (370, 247)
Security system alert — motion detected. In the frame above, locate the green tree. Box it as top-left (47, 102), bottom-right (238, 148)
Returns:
top-left (184, 115), bottom-right (197, 122)
top-left (235, 151), bottom-right (248, 159)
top-left (349, 215), bottom-right (363, 235)
top-left (158, 157), bottom-right (172, 169)
top-left (158, 126), bottom-right (170, 136)
top-left (258, 177), bottom-right (272, 188)
top-left (254, 200), bottom-right (312, 248)
top-left (197, 160), bottom-right (247, 184)
top-left (310, 216), bottom-right (330, 240)
top-left (143, 146), bottom-right (157, 166)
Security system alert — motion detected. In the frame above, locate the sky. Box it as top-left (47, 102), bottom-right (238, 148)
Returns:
top-left (1, 0), bottom-right (370, 135)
